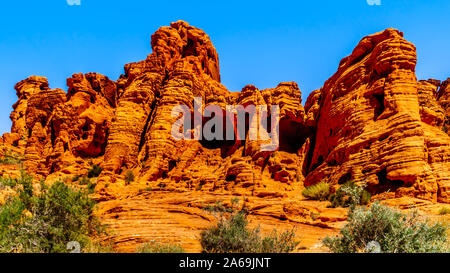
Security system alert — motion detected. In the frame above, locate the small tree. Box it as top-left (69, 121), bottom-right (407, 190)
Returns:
top-left (0, 172), bottom-right (104, 253)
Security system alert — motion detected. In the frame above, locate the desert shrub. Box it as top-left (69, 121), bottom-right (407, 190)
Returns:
top-left (323, 202), bottom-right (449, 253)
top-left (439, 207), bottom-right (450, 215)
top-left (78, 176), bottom-right (90, 185)
top-left (125, 170), bottom-right (135, 185)
top-left (329, 181), bottom-right (371, 208)
top-left (86, 180), bottom-right (96, 194)
top-left (259, 229), bottom-right (298, 253)
top-left (0, 150), bottom-right (22, 165)
top-left (77, 176), bottom-right (95, 193)
top-left (203, 201), bottom-right (233, 213)
top-left (136, 241), bottom-right (185, 253)
top-left (0, 172), bottom-right (103, 253)
top-left (361, 190), bottom-right (372, 205)
top-left (302, 182), bottom-right (331, 201)
top-left (72, 175), bottom-right (81, 182)
top-left (87, 164), bottom-right (102, 178)
top-left (0, 176), bottom-right (19, 188)
top-left (200, 211), bottom-right (298, 253)
top-left (82, 241), bottom-right (116, 253)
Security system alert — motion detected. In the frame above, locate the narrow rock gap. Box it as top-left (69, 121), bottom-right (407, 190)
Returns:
top-left (138, 98), bottom-right (158, 153)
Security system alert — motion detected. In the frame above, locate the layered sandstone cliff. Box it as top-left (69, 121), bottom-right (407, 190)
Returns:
top-left (303, 29), bottom-right (450, 203)
top-left (438, 78), bottom-right (450, 135)
top-left (2, 22), bottom-right (450, 206)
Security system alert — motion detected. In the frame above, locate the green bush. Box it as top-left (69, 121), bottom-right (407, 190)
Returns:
top-left (125, 170), bottom-right (135, 185)
top-left (200, 211), bottom-right (298, 253)
top-left (329, 181), bottom-right (371, 208)
top-left (259, 229), bottom-right (298, 253)
top-left (87, 164), bottom-right (102, 178)
top-left (72, 175), bottom-right (81, 182)
top-left (0, 176), bottom-right (19, 188)
top-left (0, 172), bottom-right (103, 253)
top-left (323, 202), bottom-right (449, 253)
top-left (79, 176), bottom-right (90, 185)
top-left (439, 207), bottom-right (450, 215)
top-left (0, 150), bottom-right (23, 165)
top-left (136, 241), bottom-right (185, 253)
top-left (302, 182), bottom-right (331, 201)
top-left (203, 201), bottom-right (233, 213)
top-left (87, 180), bottom-right (96, 194)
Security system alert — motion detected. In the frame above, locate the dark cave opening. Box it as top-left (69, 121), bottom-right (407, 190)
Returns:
top-left (338, 173), bottom-right (352, 184)
top-left (182, 38), bottom-right (198, 57)
top-left (50, 121), bottom-right (56, 146)
top-left (366, 168), bottom-right (405, 194)
top-left (309, 155), bottom-right (324, 173)
top-left (278, 118), bottom-right (309, 153)
top-left (226, 174), bottom-right (237, 182)
top-left (199, 109), bottom-right (238, 156)
top-left (90, 95), bottom-right (96, 104)
top-left (168, 159), bottom-right (177, 172)
top-left (372, 93), bottom-right (385, 120)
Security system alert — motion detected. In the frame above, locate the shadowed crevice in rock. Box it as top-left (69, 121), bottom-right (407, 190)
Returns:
top-left (2, 22), bottom-right (449, 203)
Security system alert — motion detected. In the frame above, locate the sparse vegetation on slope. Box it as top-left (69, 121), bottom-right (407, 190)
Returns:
top-left (136, 241), bottom-right (185, 253)
top-left (323, 202), bottom-right (449, 253)
top-left (439, 207), bottom-right (450, 215)
top-left (87, 164), bottom-right (103, 178)
top-left (125, 170), bottom-right (135, 185)
top-left (302, 182), bottom-right (331, 201)
top-left (0, 171), bottom-right (104, 253)
top-left (0, 150), bottom-right (22, 165)
top-left (200, 199), bottom-right (298, 253)
top-left (329, 181), bottom-right (371, 208)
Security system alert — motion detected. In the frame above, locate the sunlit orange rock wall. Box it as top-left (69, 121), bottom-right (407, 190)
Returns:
top-left (438, 78), bottom-right (450, 135)
top-left (304, 29), bottom-right (450, 202)
top-left (3, 23), bottom-right (450, 203)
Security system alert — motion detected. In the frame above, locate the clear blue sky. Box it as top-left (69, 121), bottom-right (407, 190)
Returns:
top-left (1, 0), bottom-right (449, 134)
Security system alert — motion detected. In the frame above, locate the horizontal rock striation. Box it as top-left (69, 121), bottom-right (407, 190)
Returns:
top-left (304, 29), bottom-right (450, 202)
top-left (2, 22), bottom-right (450, 204)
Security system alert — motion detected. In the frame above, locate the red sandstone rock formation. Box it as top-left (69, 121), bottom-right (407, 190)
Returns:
top-left (2, 22), bottom-right (450, 205)
top-left (438, 78), bottom-right (450, 134)
top-left (303, 29), bottom-right (450, 203)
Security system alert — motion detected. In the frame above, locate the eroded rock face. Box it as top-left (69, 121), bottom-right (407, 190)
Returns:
top-left (8, 73), bottom-right (116, 176)
top-left (438, 78), bottom-right (450, 135)
top-left (304, 29), bottom-right (450, 202)
top-left (418, 80), bottom-right (445, 127)
top-left (2, 22), bottom-right (450, 204)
